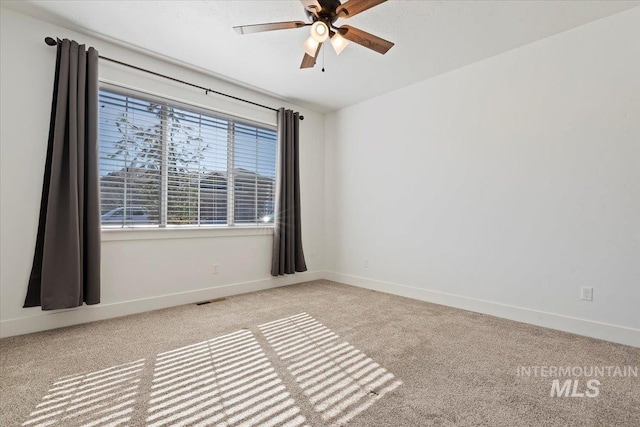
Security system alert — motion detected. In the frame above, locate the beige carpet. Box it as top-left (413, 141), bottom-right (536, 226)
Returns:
top-left (1, 280), bottom-right (639, 427)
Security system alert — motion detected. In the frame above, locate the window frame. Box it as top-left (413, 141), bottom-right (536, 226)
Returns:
top-left (98, 82), bottom-right (278, 236)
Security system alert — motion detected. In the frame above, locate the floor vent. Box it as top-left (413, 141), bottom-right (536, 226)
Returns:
top-left (196, 298), bottom-right (226, 306)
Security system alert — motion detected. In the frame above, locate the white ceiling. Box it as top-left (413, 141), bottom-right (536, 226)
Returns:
top-left (4, 0), bottom-right (639, 112)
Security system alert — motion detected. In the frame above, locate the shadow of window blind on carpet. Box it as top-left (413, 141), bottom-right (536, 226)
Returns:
top-left (259, 313), bottom-right (402, 426)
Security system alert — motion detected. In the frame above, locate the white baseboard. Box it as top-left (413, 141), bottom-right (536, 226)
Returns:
top-left (0, 271), bottom-right (324, 338)
top-left (3, 270), bottom-right (638, 348)
top-left (324, 271), bottom-right (640, 348)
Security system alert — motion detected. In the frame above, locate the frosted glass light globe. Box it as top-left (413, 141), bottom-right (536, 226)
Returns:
top-left (311, 21), bottom-right (329, 42)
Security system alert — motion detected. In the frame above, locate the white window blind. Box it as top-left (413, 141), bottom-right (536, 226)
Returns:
top-left (98, 87), bottom-right (277, 228)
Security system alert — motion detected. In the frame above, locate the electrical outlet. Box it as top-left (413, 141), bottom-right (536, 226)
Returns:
top-left (213, 264), bottom-right (218, 274)
top-left (581, 287), bottom-right (593, 301)
top-left (364, 259), bottom-right (369, 268)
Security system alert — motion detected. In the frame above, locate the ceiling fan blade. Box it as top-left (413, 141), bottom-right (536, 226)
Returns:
top-left (336, 0), bottom-right (387, 18)
top-left (338, 25), bottom-right (394, 54)
top-left (300, 42), bottom-right (323, 69)
top-left (234, 21), bottom-right (307, 35)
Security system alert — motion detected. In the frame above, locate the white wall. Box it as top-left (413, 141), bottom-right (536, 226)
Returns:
top-left (0, 8), bottom-right (325, 337)
top-left (324, 8), bottom-right (640, 346)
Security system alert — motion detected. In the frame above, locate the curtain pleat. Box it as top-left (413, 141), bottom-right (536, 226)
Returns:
top-left (24, 39), bottom-right (101, 309)
top-left (271, 108), bottom-right (307, 276)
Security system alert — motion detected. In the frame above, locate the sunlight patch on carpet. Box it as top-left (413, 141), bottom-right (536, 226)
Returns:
top-left (259, 313), bottom-right (402, 426)
top-left (146, 329), bottom-right (307, 427)
top-left (23, 316), bottom-right (397, 427)
top-left (22, 359), bottom-right (145, 427)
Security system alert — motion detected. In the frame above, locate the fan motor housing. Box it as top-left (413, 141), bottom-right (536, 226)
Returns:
top-left (306, 0), bottom-right (343, 24)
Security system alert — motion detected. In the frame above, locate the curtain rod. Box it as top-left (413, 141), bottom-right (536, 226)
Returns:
top-left (44, 37), bottom-right (304, 120)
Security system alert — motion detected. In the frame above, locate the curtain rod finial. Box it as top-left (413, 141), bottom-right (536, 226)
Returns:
top-left (45, 37), bottom-right (57, 46)
top-left (299, 115), bottom-right (304, 121)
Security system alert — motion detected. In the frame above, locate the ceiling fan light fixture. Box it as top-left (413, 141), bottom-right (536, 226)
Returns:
top-left (302, 36), bottom-right (320, 57)
top-left (330, 32), bottom-right (349, 55)
top-left (310, 21), bottom-right (329, 42)
top-left (234, 0), bottom-right (394, 70)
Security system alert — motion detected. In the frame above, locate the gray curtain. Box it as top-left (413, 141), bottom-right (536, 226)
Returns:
top-left (24, 39), bottom-right (101, 309)
top-left (271, 108), bottom-right (307, 276)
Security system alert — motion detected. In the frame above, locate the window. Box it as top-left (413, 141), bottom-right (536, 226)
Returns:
top-left (99, 87), bottom-right (277, 228)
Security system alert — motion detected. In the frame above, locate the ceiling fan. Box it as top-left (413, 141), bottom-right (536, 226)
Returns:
top-left (233, 0), bottom-right (394, 69)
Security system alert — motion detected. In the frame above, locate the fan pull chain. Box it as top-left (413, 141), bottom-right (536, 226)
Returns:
top-left (322, 42), bottom-right (325, 72)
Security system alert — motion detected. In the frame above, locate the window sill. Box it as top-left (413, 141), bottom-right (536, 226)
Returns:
top-left (101, 225), bottom-right (274, 242)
